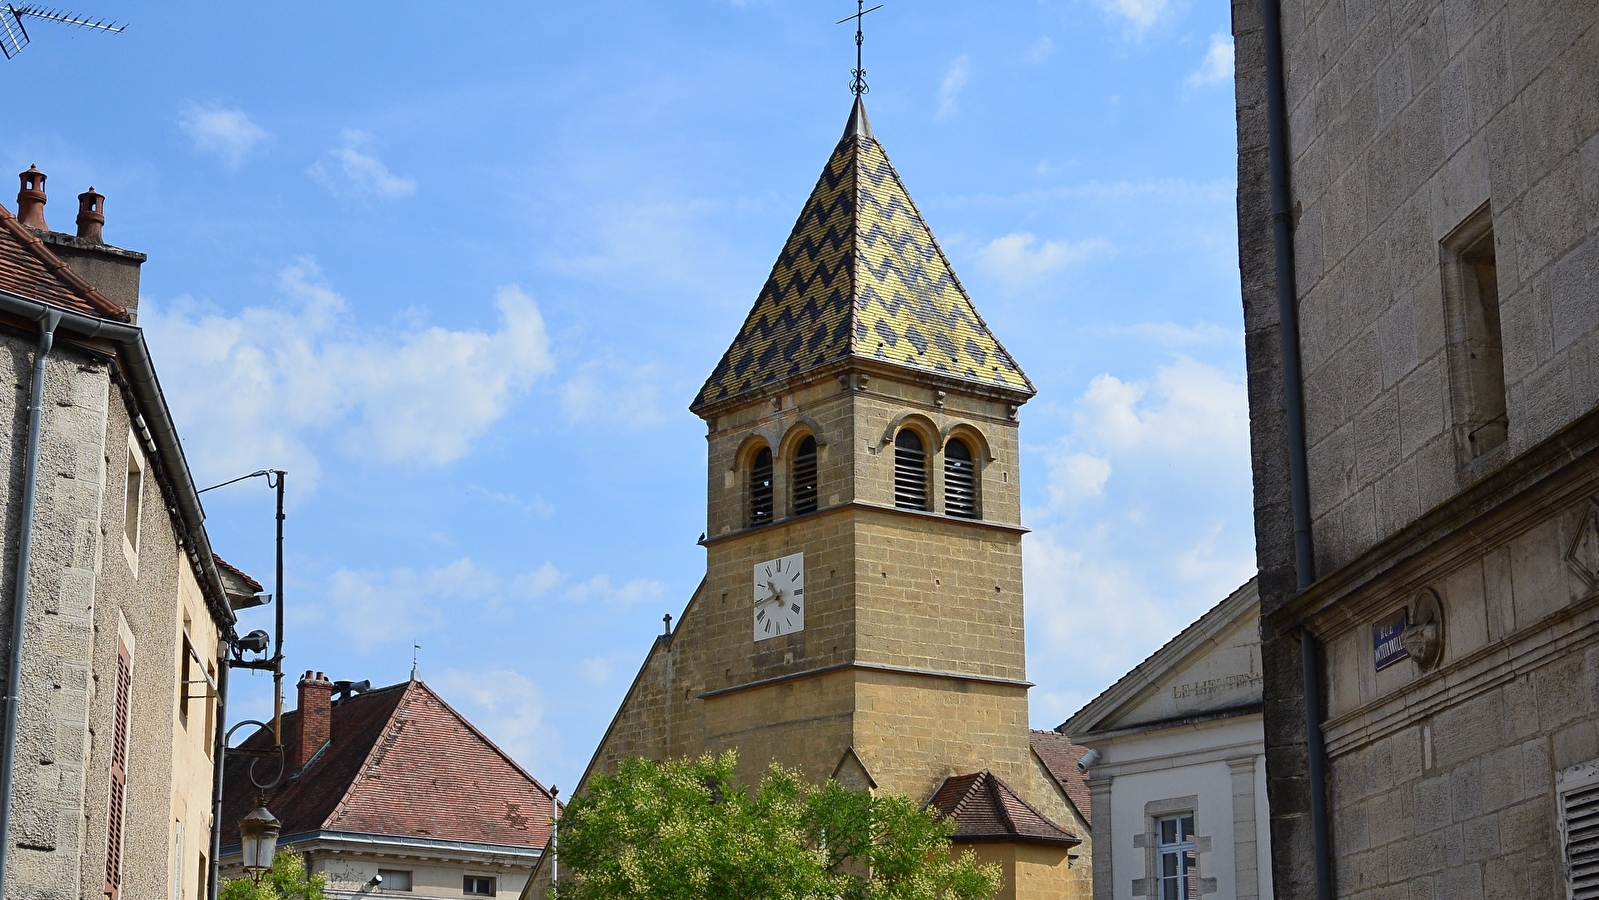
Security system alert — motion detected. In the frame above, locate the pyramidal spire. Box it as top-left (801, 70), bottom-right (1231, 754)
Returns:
top-left (691, 100), bottom-right (1032, 414)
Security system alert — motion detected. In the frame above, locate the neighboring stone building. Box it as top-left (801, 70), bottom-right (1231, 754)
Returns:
top-left (220, 675), bottom-right (555, 900)
top-left (1234, 0), bottom-right (1599, 897)
top-left (0, 168), bottom-right (254, 900)
top-left (523, 97), bottom-right (1088, 900)
top-left (1060, 579), bottom-right (1270, 900)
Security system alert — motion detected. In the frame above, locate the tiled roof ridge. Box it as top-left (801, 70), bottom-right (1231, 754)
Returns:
top-left (322, 681), bottom-right (418, 829)
top-left (1029, 730), bottom-right (1092, 821)
top-left (842, 132), bottom-right (866, 361)
top-left (861, 140), bottom-right (1033, 395)
top-left (987, 770), bottom-right (1074, 840)
top-left (410, 679), bottom-right (555, 797)
top-left (0, 200), bottom-right (127, 319)
top-left (212, 554), bottom-right (264, 592)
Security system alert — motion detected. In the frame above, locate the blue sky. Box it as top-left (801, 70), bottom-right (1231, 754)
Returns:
top-left (1, 0), bottom-right (1251, 790)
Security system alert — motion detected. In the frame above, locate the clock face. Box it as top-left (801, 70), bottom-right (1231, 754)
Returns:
top-left (753, 552), bottom-right (805, 641)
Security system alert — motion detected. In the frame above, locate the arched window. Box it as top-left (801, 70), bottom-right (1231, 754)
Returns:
top-left (749, 447), bottom-right (774, 526)
top-left (792, 436), bottom-right (819, 515)
top-left (944, 438), bottom-right (978, 519)
top-left (893, 430), bottom-right (928, 510)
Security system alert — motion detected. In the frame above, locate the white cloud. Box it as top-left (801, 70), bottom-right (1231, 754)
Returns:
top-left (1098, 321), bottom-right (1241, 347)
top-left (143, 261), bottom-right (554, 491)
top-left (1027, 36), bottom-right (1054, 63)
top-left (178, 105), bottom-right (270, 169)
top-left (937, 55), bottom-right (970, 121)
top-left (559, 360), bottom-right (668, 429)
top-left (1185, 34), bottom-right (1235, 88)
top-left (1046, 451), bottom-right (1112, 509)
top-left (513, 562), bottom-right (565, 598)
top-left (1092, 0), bottom-right (1170, 36)
top-left (564, 575), bottom-right (666, 607)
top-left (579, 657), bottom-right (611, 686)
top-left (974, 233), bottom-right (1113, 286)
top-left (328, 558), bottom-right (501, 651)
top-left (432, 667), bottom-right (553, 771)
top-left (309, 129), bottom-right (416, 200)
top-left (1073, 357), bottom-right (1249, 460)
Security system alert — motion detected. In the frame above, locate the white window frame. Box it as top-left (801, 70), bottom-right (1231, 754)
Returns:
top-left (1156, 813), bottom-right (1199, 900)
top-left (122, 435), bottom-right (144, 574)
top-left (463, 874), bottom-right (496, 896)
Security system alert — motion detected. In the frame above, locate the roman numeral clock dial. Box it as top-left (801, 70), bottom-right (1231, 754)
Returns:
top-left (753, 551), bottom-right (805, 641)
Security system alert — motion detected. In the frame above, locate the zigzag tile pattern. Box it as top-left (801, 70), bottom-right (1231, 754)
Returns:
top-left (692, 124), bottom-right (1031, 412)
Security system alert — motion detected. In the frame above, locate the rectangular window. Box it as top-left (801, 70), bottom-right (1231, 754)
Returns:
top-left (179, 618), bottom-right (193, 728)
top-left (105, 638), bottom-right (133, 900)
top-left (377, 869), bottom-right (413, 892)
top-left (1441, 205), bottom-right (1507, 461)
top-left (123, 443), bottom-right (143, 567)
top-left (1156, 814), bottom-right (1198, 900)
top-left (197, 852), bottom-right (208, 900)
top-left (464, 875), bottom-right (496, 896)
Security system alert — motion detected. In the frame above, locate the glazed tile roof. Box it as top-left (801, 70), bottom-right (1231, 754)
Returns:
top-left (222, 680), bottom-right (555, 850)
top-left (1030, 729), bottom-right (1092, 820)
top-left (0, 200), bottom-right (126, 318)
top-left (925, 770), bottom-right (1080, 846)
top-left (691, 98), bottom-right (1032, 413)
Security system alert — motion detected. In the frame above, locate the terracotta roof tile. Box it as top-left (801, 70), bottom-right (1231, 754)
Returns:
top-left (0, 201), bottom-right (126, 318)
top-left (924, 770), bottom-right (1079, 846)
top-left (1030, 730), bottom-right (1091, 820)
top-left (212, 555), bottom-right (263, 593)
top-left (222, 680), bottom-right (553, 849)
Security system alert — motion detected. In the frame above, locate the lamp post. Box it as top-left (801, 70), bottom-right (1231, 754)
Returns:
top-left (199, 469), bottom-right (288, 900)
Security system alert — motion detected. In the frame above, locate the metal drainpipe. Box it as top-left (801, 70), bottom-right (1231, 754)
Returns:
top-left (208, 637), bottom-right (231, 900)
top-left (1259, 0), bottom-right (1332, 897)
top-left (0, 310), bottom-right (61, 899)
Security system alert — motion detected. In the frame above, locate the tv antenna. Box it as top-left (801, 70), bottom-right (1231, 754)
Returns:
top-left (0, 5), bottom-right (126, 60)
top-left (837, 0), bottom-right (883, 97)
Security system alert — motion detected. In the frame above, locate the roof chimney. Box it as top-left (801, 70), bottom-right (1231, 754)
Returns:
top-left (294, 671), bottom-right (335, 770)
top-left (75, 187), bottom-right (104, 243)
top-left (16, 165), bottom-right (46, 230)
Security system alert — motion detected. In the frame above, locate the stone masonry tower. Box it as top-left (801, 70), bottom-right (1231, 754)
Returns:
top-left (529, 99), bottom-right (1092, 900)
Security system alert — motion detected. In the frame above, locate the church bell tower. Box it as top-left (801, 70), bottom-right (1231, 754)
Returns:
top-left (567, 98), bottom-right (1090, 900)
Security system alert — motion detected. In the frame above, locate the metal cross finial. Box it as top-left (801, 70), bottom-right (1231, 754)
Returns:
top-left (837, 0), bottom-right (883, 97)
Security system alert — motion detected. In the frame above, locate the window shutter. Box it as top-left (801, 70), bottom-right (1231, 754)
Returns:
top-left (1562, 765), bottom-right (1599, 899)
top-left (749, 448), bottom-right (774, 526)
top-left (792, 437), bottom-right (818, 516)
top-left (893, 430), bottom-right (927, 510)
top-left (943, 439), bottom-right (977, 519)
top-left (105, 639), bottom-right (132, 900)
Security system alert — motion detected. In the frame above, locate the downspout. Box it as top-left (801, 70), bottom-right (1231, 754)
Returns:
top-left (208, 636), bottom-right (231, 900)
top-left (0, 309), bottom-right (61, 899)
top-left (1259, 0), bottom-right (1332, 898)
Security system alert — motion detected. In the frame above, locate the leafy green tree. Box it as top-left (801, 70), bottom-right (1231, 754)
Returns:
top-left (219, 850), bottom-right (328, 900)
top-left (557, 751), bottom-right (1000, 900)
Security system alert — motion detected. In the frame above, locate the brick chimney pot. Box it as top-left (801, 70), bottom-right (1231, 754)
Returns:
top-left (16, 165), bottom-right (46, 230)
top-left (295, 670), bottom-right (335, 770)
top-left (76, 187), bottom-right (104, 243)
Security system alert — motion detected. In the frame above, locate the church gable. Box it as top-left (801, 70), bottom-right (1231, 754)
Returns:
top-left (1062, 579), bottom-right (1262, 737)
top-left (691, 99), bottom-right (1032, 414)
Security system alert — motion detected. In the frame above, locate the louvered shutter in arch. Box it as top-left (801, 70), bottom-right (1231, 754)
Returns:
top-left (893, 430), bottom-right (928, 511)
top-left (105, 639), bottom-right (132, 900)
top-left (792, 437), bottom-right (819, 516)
top-left (749, 447), bottom-right (774, 527)
top-left (944, 438), bottom-right (978, 519)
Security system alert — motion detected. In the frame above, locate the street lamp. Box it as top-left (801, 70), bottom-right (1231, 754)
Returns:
top-left (237, 796), bottom-right (281, 878)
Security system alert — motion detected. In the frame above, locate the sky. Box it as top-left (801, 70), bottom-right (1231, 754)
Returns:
top-left (0, 0), bottom-right (1252, 791)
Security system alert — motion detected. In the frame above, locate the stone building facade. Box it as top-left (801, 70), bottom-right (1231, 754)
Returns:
top-left (1233, 0), bottom-right (1599, 897)
top-left (523, 98), bottom-right (1089, 900)
top-left (0, 169), bottom-right (250, 900)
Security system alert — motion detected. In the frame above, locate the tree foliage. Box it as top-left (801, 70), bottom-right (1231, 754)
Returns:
top-left (556, 751), bottom-right (1000, 900)
top-left (219, 850), bottom-right (328, 900)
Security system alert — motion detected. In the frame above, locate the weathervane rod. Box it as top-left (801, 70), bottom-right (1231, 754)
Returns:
top-left (837, 1), bottom-right (883, 97)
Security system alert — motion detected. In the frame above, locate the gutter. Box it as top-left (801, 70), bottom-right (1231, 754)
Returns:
top-left (0, 309), bottom-right (59, 900)
top-left (218, 829), bottom-right (546, 864)
top-left (1258, 1), bottom-right (1333, 898)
